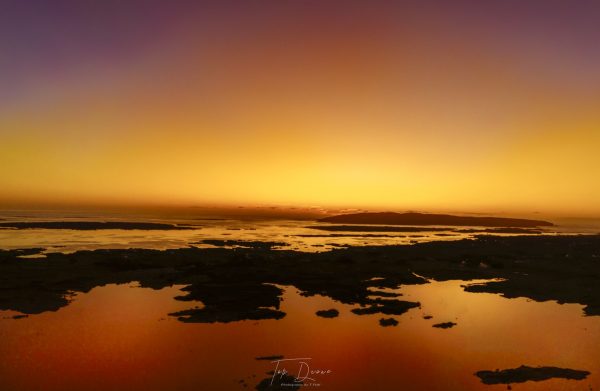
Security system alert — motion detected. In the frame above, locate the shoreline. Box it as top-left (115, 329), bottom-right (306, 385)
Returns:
top-left (1, 234), bottom-right (599, 319)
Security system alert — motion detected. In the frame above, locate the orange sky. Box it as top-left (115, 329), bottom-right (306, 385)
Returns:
top-left (1, 2), bottom-right (599, 215)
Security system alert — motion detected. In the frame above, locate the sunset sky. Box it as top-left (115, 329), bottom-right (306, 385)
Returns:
top-left (1, 1), bottom-right (599, 215)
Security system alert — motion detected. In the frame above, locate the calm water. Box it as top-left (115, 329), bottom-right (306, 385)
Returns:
top-left (1, 210), bottom-right (599, 390)
top-left (1, 210), bottom-right (598, 254)
top-left (0, 280), bottom-right (598, 390)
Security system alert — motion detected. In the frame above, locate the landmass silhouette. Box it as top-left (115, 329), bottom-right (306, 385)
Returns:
top-left (318, 212), bottom-right (553, 227)
top-left (0, 221), bottom-right (194, 230)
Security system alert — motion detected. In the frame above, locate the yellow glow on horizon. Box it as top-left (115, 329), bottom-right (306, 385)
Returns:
top-left (1, 9), bottom-right (599, 216)
top-left (2, 106), bottom-right (599, 215)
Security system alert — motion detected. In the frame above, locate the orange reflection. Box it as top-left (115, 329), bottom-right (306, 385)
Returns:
top-left (0, 281), bottom-right (598, 391)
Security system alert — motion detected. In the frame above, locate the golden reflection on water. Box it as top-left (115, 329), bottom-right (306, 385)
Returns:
top-left (0, 219), bottom-right (569, 255)
top-left (1, 280), bottom-right (598, 391)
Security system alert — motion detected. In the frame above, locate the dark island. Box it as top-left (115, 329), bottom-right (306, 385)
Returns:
top-left (318, 212), bottom-right (553, 227)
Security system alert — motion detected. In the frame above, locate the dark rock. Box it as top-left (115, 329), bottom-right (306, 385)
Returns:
top-left (475, 365), bottom-right (590, 385)
top-left (255, 355), bottom-right (284, 361)
top-left (379, 318), bottom-right (398, 327)
top-left (2, 235), bottom-right (600, 326)
top-left (316, 309), bottom-right (339, 318)
top-left (352, 299), bottom-right (420, 316)
top-left (432, 322), bottom-right (456, 329)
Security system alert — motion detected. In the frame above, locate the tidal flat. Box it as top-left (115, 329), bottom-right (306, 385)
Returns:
top-left (1, 235), bottom-right (599, 390)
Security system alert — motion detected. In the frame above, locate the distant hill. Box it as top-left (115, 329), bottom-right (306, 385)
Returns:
top-left (317, 212), bottom-right (553, 227)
